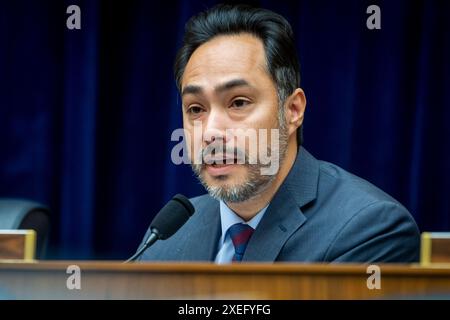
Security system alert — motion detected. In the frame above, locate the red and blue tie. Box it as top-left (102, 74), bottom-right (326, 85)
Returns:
top-left (228, 223), bottom-right (254, 262)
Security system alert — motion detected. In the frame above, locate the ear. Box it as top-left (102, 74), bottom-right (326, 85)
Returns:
top-left (285, 88), bottom-right (306, 136)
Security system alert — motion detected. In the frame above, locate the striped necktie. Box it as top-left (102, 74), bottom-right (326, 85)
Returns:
top-left (228, 223), bottom-right (254, 262)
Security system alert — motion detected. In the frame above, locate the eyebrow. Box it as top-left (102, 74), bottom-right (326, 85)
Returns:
top-left (181, 79), bottom-right (253, 97)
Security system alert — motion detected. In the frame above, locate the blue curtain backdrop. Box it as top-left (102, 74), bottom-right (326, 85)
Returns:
top-left (0, 0), bottom-right (449, 259)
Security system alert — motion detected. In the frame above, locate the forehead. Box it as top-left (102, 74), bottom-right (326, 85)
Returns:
top-left (181, 33), bottom-right (270, 90)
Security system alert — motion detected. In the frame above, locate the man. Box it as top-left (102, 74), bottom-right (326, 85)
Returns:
top-left (139, 4), bottom-right (420, 263)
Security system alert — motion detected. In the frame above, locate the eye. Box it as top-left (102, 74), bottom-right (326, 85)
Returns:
top-left (186, 105), bottom-right (204, 115)
top-left (231, 99), bottom-right (250, 108)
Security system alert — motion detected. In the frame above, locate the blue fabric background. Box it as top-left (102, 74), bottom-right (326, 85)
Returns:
top-left (0, 0), bottom-right (449, 259)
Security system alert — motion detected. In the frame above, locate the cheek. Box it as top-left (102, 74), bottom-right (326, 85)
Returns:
top-left (245, 108), bottom-right (279, 138)
top-left (184, 125), bottom-right (203, 160)
top-left (183, 127), bottom-right (194, 153)
top-left (248, 99), bottom-right (280, 128)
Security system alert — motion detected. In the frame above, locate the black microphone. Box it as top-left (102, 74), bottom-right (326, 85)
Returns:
top-left (125, 194), bottom-right (195, 263)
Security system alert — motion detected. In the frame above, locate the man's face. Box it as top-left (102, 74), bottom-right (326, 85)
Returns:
top-left (181, 33), bottom-right (289, 203)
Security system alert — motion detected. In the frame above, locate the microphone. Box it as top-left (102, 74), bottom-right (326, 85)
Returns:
top-left (125, 194), bottom-right (195, 263)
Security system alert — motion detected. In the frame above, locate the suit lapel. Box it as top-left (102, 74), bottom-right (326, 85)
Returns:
top-left (243, 147), bottom-right (320, 262)
top-left (243, 182), bottom-right (307, 261)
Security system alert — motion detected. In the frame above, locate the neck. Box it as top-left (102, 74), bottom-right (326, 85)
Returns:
top-left (227, 140), bottom-right (299, 221)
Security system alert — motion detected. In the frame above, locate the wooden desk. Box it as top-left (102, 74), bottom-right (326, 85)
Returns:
top-left (0, 261), bottom-right (450, 299)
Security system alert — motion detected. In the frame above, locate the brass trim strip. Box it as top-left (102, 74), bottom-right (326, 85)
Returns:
top-left (420, 232), bottom-right (431, 266)
top-left (23, 230), bottom-right (36, 261)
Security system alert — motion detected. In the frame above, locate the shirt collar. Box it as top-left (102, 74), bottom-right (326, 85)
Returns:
top-left (219, 200), bottom-right (268, 245)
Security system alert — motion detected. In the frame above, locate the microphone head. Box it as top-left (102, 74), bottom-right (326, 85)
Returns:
top-left (150, 194), bottom-right (195, 240)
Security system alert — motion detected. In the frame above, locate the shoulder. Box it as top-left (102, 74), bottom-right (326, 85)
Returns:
top-left (314, 159), bottom-right (420, 262)
top-left (310, 156), bottom-right (415, 224)
top-left (285, 148), bottom-right (420, 262)
top-left (189, 194), bottom-right (217, 214)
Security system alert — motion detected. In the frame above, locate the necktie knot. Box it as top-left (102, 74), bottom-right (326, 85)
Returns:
top-left (228, 223), bottom-right (254, 262)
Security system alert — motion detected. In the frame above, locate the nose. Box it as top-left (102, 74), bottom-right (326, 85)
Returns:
top-left (203, 109), bottom-right (230, 146)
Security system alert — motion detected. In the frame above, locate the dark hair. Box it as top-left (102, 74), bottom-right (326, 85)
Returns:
top-left (174, 4), bottom-right (303, 145)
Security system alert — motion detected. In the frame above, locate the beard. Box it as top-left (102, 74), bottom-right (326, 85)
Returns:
top-left (190, 112), bottom-right (290, 203)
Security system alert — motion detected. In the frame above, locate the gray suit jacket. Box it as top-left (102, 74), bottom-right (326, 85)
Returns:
top-left (139, 147), bottom-right (420, 262)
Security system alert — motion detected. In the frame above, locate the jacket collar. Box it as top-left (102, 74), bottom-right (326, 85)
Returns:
top-left (283, 146), bottom-right (320, 209)
top-left (243, 146), bottom-right (320, 261)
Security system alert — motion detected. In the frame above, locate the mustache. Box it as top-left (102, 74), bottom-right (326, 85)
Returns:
top-left (200, 143), bottom-right (247, 164)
